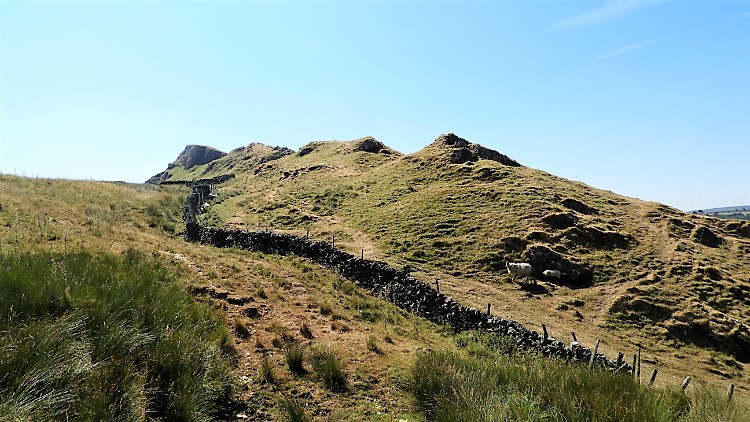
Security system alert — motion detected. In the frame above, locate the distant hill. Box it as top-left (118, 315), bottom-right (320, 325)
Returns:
top-left (691, 206), bottom-right (750, 214)
top-left (149, 133), bottom-right (750, 390)
top-left (691, 206), bottom-right (750, 221)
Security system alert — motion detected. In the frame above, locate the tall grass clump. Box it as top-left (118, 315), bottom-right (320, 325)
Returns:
top-left (145, 193), bottom-right (185, 235)
top-left (310, 345), bottom-right (347, 393)
top-left (0, 250), bottom-right (236, 421)
top-left (410, 336), bottom-right (749, 422)
top-left (285, 343), bottom-right (306, 375)
top-left (279, 396), bottom-right (312, 422)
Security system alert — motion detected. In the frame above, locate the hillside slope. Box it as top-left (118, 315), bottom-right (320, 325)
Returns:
top-left (153, 133), bottom-right (750, 390)
top-left (0, 175), bottom-right (454, 420)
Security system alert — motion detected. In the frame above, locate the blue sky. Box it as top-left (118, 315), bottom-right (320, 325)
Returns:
top-left (1, 0), bottom-right (748, 211)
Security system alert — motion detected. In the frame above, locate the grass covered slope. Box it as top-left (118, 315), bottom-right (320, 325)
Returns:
top-left (0, 250), bottom-right (236, 421)
top-left (162, 133), bottom-right (750, 389)
top-left (1, 168), bottom-right (749, 419)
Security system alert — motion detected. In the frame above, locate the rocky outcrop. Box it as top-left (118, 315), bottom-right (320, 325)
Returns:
top-left (428, 133), bottom-right (521, 166)
top-left (351, 136), bottom-right (388, 153)
top-left (177, 145), bottom-right (226, 169)
top-left (146, 145), bottom-right (227, 183)
top-left (524, 245), bottom-right (593, 284)
top-left (562, 198), bottom-right (599, 215)
top-left (693, 226), bottom-right (722, 248)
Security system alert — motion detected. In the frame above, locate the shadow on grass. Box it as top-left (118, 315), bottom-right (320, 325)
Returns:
top-left (519, 282), bottom-right (550, 296)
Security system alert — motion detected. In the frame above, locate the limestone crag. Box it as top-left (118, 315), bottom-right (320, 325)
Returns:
top-left (177, 145), bottom-right (226, 169)
top-left (146, 145), bottom-right (227, 183)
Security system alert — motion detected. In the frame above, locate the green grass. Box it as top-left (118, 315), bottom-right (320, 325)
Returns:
top-left (261, 355), bottom-right (276, 384)
top-left (310, 345), bottom-right (348, 393)
top-left (279, 396), bottom-right (312, 422)
top-left (0, 249), bottom-right (236, 421)
top-left (145, 192), bottom-right (185, 235)
top-left (285, 343), bottom-right (306, 375)
top-left (182, 138), bottom-right (750, 376)
top-left (410, 331), bottom-right (749, 422)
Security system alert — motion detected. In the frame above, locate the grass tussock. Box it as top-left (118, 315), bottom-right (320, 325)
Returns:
top-left (261, 355), bottom-right (276, 384)
top-left (310, 345), bottom-right (348, 393)
top-left (279, 396), bottom-right (312, 422)
top-left (285, 343), bottom-right (306, 375)
top-left (410, 331), bottom-right (749, 422)
top-left (0, 249), bottom-right (236, 421)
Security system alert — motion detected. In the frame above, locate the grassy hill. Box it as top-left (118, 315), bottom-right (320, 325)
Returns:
top-left (153, 133), bottom-right (750, 393)
top-left (0, 174), bottom-right (454, 420)
top-left (2, 129), bottom-right (749, 420)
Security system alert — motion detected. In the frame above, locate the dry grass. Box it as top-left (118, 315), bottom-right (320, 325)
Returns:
top-left (158, 138), bottom-right (750, 396)
top-left (4, 131), bottom-right (750, 420)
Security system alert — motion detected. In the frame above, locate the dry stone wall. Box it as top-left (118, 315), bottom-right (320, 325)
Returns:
top-left (182, 182), bottom-right (630, 371)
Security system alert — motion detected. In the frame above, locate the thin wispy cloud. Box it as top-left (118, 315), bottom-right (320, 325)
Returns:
top-left (598, 35), bottom-right (673, 59)
top-left (551, 0), bottom-right (664, 30)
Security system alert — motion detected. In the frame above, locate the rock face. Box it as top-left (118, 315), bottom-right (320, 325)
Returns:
top-left (177, 145), bottom-right (227, 170)
top-left (146, 145), bottom-right (227, 183)
top-left (351, 136), bottom-right (388, 153)
top-left (693, 226), bottom-right (722, 248)
top-left (429, 133), bottom-right (521, 166)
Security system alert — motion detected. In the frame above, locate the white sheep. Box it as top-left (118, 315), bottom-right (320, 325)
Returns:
top-left (543, 269), bottom-right (561, 279)
top-left (506, 262), bottom-right (532, 283)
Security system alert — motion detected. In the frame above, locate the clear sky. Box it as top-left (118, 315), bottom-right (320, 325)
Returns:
top-left (1, 0), bottom-right (748, 211)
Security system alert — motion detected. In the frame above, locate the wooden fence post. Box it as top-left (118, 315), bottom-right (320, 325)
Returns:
top-left (435, 279), bottom-right (440, 293)
top-left (727, 383), bottom-right (735, 402)
top-left (632, 354), bottom-right (637, 377)
top-left (542, 324), bottom-right (548, 343)
top-left (571, 332), bottom-right (578, 343)
top-left (682, 376), bottom-right (691, 391)
top-left (361, 249), bottom-right (364, 259)
top-left (648, 368), bottom-right (658, 386)
top-left (637, 347), bottom-right (642, 383)
top-left (306, 230), bottom-right (309, 239)
top-left (588, 339), bottom-right (600, 369)
top-left (487, 303), bottom-right (491, 315)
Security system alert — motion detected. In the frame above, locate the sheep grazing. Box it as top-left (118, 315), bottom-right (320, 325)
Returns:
top-left (543, 269), bottom-right (561, 279)
top-left (506, 262), bottom-right (532, 283)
